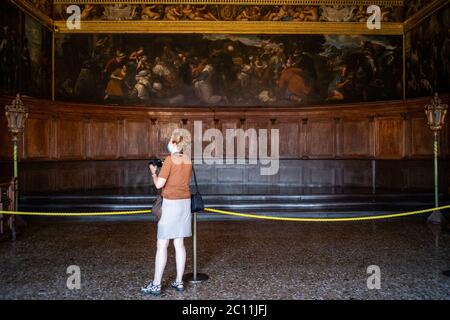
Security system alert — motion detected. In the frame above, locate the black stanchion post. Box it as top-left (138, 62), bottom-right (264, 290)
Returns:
top-left (184, 211), bottom-right (208, 283)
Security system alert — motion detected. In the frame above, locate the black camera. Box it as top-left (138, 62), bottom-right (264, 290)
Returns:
top-left (148, 158), bottom-right (163, 168)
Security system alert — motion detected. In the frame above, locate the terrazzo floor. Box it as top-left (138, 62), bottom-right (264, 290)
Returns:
top-left (0, 218), bottom-right (449, 300)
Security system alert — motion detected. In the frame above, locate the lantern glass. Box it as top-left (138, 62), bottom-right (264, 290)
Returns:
top-left (4, 95), bottom-right (28, 134)
top-left (17, 114), bottom-right (24, 128)
top-left (7, 111), bottom-right (17, 130)
top-left (433, 110), bottom-right (441, 126)
top-left (425, 93), bottom-right (448, 132)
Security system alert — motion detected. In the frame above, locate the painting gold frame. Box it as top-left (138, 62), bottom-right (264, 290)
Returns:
top-left (53, 20), bottom-right (404, 35)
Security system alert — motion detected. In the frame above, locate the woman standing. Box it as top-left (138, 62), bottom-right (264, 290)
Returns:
top-left (141, 130), bottom-right (192, 296)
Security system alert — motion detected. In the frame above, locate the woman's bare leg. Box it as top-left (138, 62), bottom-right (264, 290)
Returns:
top-left (173, 237), bottom-right (186, 282)
top-left (153, 239), bottom-right (169, 285)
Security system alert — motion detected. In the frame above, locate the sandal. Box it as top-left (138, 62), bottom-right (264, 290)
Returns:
top-left (171, 281), bottom-right (185, 292)
top-left (141, 282), bottom-right (161, 296)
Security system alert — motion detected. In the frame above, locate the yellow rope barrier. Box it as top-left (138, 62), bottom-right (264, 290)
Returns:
top-left (0, 204), bottom-right (449, 221)
top-left (0, 209), bottom-right (151, 216)
top-left (204, 205), bottom-right (450, 222)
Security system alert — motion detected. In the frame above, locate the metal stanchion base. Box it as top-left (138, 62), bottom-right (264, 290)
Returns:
top-left (428, 210), bottom-right (445, 225)
top-left (183, 273), bottom-right (209, 284)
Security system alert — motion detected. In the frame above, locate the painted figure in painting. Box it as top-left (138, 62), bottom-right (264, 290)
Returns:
top-left (326, 63), bottom-right (352, 102)
top-left (105, 64), bottom-right (128, 101)
top-left (191, 5), bottom-right (219, 21)
top-left (265, 6), bottom-right (289, 21)
top-left (104, 52), bottom-right (127, 79)
top-left (292, 6), bottom-right (319, 22)
top-left (235, 7), bottom-right (252, 21)
top-left (132, 70), bottom-right (153, 101)
top-left (278, 67), bottom-right (312, 103)
top-left (81, 4), bottom-right (96, 20)
top-left (194, 64), bottom-right (223, 104)
top-left (164, 5), bottom-right (183, 21)
top-left (141, 5), bottom-right (161, 20)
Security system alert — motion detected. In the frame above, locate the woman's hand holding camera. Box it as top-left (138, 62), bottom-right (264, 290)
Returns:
top-left (149, 164), bottom-right (157, 176)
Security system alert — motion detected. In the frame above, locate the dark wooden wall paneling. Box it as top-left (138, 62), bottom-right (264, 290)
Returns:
top-left (0, 95), bottom-right (448, 162)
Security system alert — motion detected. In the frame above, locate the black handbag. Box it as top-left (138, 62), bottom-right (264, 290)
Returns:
top-left (152, 193), bottom-right (163, 221)
top-left (191, 166), bottom-right (204, 213)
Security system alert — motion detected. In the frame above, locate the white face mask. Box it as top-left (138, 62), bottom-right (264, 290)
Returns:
top-left (167, 142), bottom-right (177, 154)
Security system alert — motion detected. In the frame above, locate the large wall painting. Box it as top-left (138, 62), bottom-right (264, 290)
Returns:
top-left (406, 4), bottom-right (450, 98)
top-left (0, 0), bottom-right (52, 98)
top-left (55, 33), bottom-right (403, 106)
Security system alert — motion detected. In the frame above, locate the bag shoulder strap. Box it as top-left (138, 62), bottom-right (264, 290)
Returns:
top-left (192, 164), bottom-right (200, 193)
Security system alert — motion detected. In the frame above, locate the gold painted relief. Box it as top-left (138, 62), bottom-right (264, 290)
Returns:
top-left (52, 2), bottom-right (404, 34)
top-left (53, 1), bottom-right (405, 5)
top-left (52, 3), bottom-right (403, 22)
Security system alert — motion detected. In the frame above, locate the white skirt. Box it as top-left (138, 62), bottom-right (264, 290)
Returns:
top-left (157, 198), bottom-right (192, 240)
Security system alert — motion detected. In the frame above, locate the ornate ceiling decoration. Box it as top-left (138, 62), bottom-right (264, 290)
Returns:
top-left (7, 0), bottom-right (449, 35)
top-left (53, 1), bottom-right (405, 5)
top-left (51, 1), bottom-right (406, 34)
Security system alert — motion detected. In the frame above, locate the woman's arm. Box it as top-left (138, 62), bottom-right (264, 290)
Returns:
top-left (150, 165), bottom-right (167, 189)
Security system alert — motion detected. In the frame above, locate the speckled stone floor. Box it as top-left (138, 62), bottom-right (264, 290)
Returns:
top-left (0, 218), bottom-right (449, 300)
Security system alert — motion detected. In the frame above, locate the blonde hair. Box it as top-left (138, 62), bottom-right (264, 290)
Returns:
top-left (170, 129), bottom-right (190, 153)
